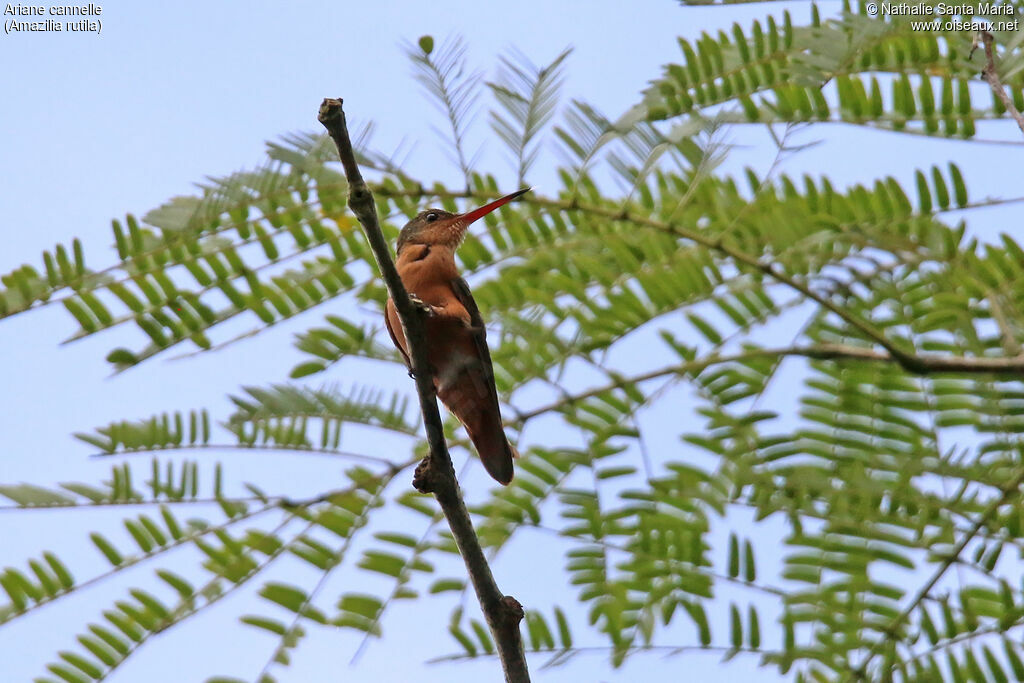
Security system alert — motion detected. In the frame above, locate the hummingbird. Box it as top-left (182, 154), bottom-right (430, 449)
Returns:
top-left (384, 188), bottom-right (529, 485)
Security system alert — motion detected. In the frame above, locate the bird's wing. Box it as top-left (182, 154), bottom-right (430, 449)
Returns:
top-left (384, 301), bottom-right (411, 370)
top-left (448, 277), bottom-right (517, 485)
top-left (449, 276), bottom-right (500, 403)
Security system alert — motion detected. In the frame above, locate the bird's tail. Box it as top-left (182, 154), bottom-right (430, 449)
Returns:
top-left (438, 372), bottom-right (516, 485)
top-left (466, 422), bottom-right (516, 485)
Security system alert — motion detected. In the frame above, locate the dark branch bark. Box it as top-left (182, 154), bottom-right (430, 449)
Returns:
top-left (977, 30), bottom-right (1024, 135)
top-left (317, 98), bottom-right (529, 683)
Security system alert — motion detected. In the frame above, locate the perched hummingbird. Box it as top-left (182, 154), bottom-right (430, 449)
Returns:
top-left (385, 188), bottom-right (529, 485)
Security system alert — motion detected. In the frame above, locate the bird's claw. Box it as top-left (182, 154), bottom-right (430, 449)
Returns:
top-left (408, 294), bottom-right (437, 317)
top-left (407, 365), bottom-right (437, 380)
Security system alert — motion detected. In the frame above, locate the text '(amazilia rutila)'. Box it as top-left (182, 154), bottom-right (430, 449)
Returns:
top-left (385, 189), bottom-right (529, 485)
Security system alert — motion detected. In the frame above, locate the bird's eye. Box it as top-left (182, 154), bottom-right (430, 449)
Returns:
top-left (425, 212), bottom-right (438, 222)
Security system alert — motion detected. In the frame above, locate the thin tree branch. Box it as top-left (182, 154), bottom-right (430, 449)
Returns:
top-left (903, 612), bottom-right (1024, 669)
top-left (0, 462), bottom-right (415, 513)
top-left (512, 343), bottom-right (1024, 426)
top-left (368, 185), bottom-right (1024, 223)
top-left (585, 211), bottom-right (914, 369)
top-left (95, 512), bottom-right (316, 682)
top-left (87, 442), bottom-right (401, 465)
top-left (350, 508), bottom-right (446, 664)
top-left (976, 31), bottom-right (1024, 135)
top-left (256, 469), bottom-right (394, 682)
top-left (318, 98), bottom-right (529, 683)
top-left (428, 643), bottom-right (771, 665)
top-left (370, 185), bottom-right (1024, 376)
top-left (0, 501), bottom-right (280, 628)
top-left (0, 494), bottom-right (282, 513)
top-left (846, 461), bottom-right (1024, 681)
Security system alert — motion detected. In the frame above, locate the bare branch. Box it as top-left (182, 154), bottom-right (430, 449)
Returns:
top-left (428, 643), bottom-right (772, 666)
top-left (513, 343), bottom-right (1024, 426)
top-left (87, 442), bottom-right (399, 465)
top-left (976, 31), bottom-right (1024, 136)
top-left (318, 98), bottom-right (529, 683)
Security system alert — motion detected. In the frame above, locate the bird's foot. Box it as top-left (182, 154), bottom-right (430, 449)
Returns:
top-left (407, 362), bottom-right (438, 380)
top-left (408, 294), bottom-right (437, 317)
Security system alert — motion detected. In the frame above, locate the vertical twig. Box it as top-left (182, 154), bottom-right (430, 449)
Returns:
top-left (317, 98), bottom-right (530, 683)
top-left (975, 31), bottom-right (1024, 135)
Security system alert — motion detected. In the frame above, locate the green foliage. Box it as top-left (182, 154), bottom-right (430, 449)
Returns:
top-left (640, 2), bottom-right (1024, 140)
top-left (488, 46), bottom-right (573, 185)
top-left (5, 3), bottom-right (1024, 681)
top-left (407, 35), bottom-right (483, 186)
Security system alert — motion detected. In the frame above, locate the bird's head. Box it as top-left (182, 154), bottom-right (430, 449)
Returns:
top-left (396, 188), bottom-right (530, 254)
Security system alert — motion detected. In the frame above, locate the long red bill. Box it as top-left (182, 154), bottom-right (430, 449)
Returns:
top-left (460, 188), bottom-right (531, 225)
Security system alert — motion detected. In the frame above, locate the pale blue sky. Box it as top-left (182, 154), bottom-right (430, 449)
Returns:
top-left (2, 1), bottom-right (1021, 681)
